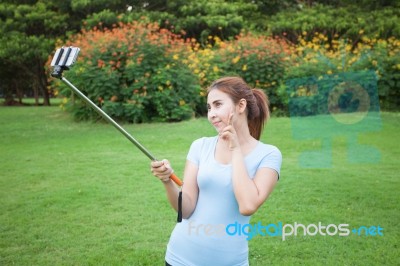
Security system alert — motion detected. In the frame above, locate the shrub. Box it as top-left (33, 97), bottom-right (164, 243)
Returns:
top-left (281, 32), bottom-right (400, 115)
top-left (51, 20), bottom-right (399, 122)
top-left (56, 21), bottom-right (201, 122)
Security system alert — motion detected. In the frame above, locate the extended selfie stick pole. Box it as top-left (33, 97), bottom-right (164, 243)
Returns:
top-left (50, 46), bottom-right (183, 187)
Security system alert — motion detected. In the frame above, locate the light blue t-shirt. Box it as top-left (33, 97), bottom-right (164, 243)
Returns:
top-left (165, 136), bottom-right (282, 266)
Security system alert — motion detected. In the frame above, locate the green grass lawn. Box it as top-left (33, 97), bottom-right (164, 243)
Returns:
top-left (0, 106), bottom-right (399, 265)
top-left (0, 98), bottom-right (63, 106)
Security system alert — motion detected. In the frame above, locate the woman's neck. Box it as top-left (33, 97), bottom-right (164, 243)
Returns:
top-left (235, 121), bottom-right (256, 147)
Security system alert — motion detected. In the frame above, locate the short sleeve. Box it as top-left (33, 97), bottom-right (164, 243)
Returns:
top-left (186, 138), bottom-right (204, 166)
top-left (259, 146), bottom-right (282, 179)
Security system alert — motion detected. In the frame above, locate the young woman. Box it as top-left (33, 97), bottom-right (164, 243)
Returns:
top-left (151, 76), bottom-right (282, 266)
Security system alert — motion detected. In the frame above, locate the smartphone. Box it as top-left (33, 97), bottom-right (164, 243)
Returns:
top-left (51, 46), bottom-right (80, 67)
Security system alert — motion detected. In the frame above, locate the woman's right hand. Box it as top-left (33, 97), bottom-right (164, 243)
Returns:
top-left (150, 159), bottom-right (174, 183)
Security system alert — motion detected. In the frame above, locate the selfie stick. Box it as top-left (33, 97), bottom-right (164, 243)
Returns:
top-left (50, 46), bottom-right (183, 187)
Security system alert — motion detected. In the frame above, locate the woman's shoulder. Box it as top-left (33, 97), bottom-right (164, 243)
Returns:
top-left (187, 136), bottom-right (218, 162)
top-left (191, 136), bottom-right (218, 147)
top-left (257, 142), bottom-right (282, 157)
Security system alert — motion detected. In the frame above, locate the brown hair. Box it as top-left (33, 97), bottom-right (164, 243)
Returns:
top-left (207, 76), bottom-right (270, 140)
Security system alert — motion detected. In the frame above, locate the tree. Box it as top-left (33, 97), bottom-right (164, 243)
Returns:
top-left (0, 1), bottom-right (68, 105)
top-left (119, 0), bottom-right (259, 43)
top-left (266, 4), bottom-right (400, 43)
top-left (0, 0), bottom-right (132, 105)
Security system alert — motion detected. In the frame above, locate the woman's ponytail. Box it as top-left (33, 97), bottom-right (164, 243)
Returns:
top-left (248, 89), bottom-right (269, 140)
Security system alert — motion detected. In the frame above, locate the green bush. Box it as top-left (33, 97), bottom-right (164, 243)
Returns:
top-left (57, 21), bottom-right (201, 122)
top-left (280, 33), bottom-right (400, 115)
top-left (52, 19), bottom-right (399, 122)
top-left (374, 39), bottom-right (400, 111)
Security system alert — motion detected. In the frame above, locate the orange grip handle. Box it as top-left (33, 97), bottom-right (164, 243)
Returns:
top-left (170, 173), bottom-right (183, 186)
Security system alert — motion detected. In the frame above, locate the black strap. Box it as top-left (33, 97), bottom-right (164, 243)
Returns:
top-left (177, 191), bottom-right (182, 223)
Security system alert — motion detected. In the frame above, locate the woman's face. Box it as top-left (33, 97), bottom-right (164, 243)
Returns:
top-left (207, 89), bottom-right (235, 133)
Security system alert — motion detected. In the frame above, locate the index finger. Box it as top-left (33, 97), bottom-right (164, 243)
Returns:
top-left (151, 160), bottom-right (164, 168)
